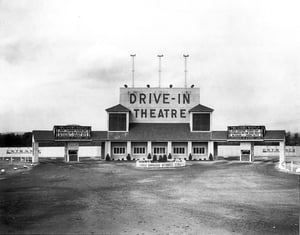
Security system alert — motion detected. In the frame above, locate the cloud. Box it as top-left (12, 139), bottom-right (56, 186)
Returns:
top-left (0, 40), bottom-right (45, 64)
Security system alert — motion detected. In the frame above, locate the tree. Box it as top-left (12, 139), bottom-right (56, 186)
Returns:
top-left (286, 131), bottom-right (291, 145)
top-left (105, 154), bottom-right (111, 161)
top-left (126, 154), bottom-right (131, 161)
top-left (294, 133), bottom-right (300, 146)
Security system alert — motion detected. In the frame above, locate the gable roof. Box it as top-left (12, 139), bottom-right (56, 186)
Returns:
top-left (106, 104), bottom-right (131, 112)
top-left (264, 130), bottom-right (285, 140)
top-left (212, 131), bottom-right (227, 140)
top-left (189, 104), bottom-right (214, 113)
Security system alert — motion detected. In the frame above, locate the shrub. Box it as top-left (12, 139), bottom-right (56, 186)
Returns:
top-left (168, 153), bottom-right (172, 160)
top-left (147, 153), bottom-right (152, 160)
top-left (153, 155), bottom-right (157, 162)
top-left (105, 154), bottom-right (110, 161)
top-left (209, 153), bottom-right (213, 161)
top-left (159, 155), bottom-right (163, 162)
top-left (126, 154), bottom-right (131, 161)
top-left (163, 154), bottom-right (167, 162)
top-left (188, 153), bottom-right (192, 161)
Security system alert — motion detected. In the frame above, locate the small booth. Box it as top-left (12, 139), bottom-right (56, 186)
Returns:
top-left (53, 125), bottom-right (92, 162)
top-left (227, 126), bottom-right (265, 162)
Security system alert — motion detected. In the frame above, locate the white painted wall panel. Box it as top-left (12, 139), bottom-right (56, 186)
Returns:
top-left (39, 147), bottom-right (65, 158)
top-left (78, 146), bottom-right (101, 157)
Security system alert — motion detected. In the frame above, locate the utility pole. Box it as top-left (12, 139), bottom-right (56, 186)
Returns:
top-left (183, 54), bottom-right (189, 88)
top-left (157, 54), bottom-right (163, 88)
top-left (130, 54), bottom-right (136, 88)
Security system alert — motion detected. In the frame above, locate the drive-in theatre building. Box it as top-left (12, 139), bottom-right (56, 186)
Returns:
top-left (32, 86), bottom-right (286, 164)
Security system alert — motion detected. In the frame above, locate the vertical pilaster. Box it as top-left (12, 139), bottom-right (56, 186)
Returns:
top-left (251, 142), bottom-right (254, 162)
top-left (208, 141), bottom-right (214, 157)
top-left (188, 141), bottom-right (192, 156)
top-left (105, 141), bottom-right (111, 156)
top-left (126, 112), bottom-right (129, 132)
top-left (167, 141), bottom-right (172, 155)
top-left (279, 141), bottom-right (285, 168)
top-left (32, 142), bottom-right (39, 163)
top-left (127, 141), bottom-right (131, 155)
top-left (147, 141), bottom-right (152, 154)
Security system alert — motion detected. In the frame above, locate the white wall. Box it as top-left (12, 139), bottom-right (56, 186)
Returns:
top-left (0, 147), bottom-right (32, 158)
top-left (78, 146), bottom-right (101, 157)
top-left (39, 147), bottom-right (65, 158)
top-left (218, 145), bottom-right (300, 157)
top-left (0, 146), bottom-right (102, 159)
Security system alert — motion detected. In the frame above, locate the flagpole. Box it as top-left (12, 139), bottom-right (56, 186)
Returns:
top-left (130, 54), bottom-right (136, 88)
top-left (157, 54), bottom-right (163, 88)
top-left (183, 54), bottom-right (189, 88)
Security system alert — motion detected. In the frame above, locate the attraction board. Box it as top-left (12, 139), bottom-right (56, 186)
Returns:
top-left (53, 125), bottom-right (91, 140)
top-left (227, 126), bottom-right (265, 140)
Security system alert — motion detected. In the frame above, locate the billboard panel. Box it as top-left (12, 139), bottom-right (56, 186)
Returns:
top-left (119, 87), bottom-right (200, 123)
top-left (227, 126), bottom-right (265, 140)
top-left (54, 125), bottom-right (91, 140)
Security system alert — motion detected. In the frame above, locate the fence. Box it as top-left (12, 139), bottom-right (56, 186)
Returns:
top-left (136, 160), bottom-right (186, 168)
top-left (280, 161), bottom-right (300, 174)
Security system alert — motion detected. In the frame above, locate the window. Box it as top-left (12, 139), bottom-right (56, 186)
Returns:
top-left (193, 147), bottom-right (205, 154)
top-left (173, 147), bottom-right (186, 154)
top-left (153, 147), bottom-right (166, 154)
top-left (113, 147), bottom-right (126, 155)
top-left (109, 113), bottom-right (127, 131)
top-left (192, 113), bottom-right (210, 131)
top-left (133, 147), bottom-right (146, 154)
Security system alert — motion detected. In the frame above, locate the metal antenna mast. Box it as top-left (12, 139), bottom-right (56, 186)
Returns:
top-left (130, 54), bottom-right (136, 88)
top-left (157, 54), bottom-right (163, 88)
top-left (183, 54), bottom-right (189, 88)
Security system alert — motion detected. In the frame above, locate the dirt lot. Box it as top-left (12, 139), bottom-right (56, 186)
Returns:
top-left (0, 160), bottom-right (299, 234)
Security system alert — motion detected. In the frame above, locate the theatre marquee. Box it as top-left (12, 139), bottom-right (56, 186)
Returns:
top-left (119, 87), bottom-right (200, 123)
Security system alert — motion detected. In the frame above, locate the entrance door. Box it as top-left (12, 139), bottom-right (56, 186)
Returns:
top-left (68, 150), bottom-right (78, 161)
top-left (240, 150), bottom-right (250, 161)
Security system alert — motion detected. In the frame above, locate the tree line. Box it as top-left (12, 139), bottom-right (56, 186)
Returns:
top-left (0, 133), bottom-right (32, 147)
top-left (285, 132), bottom-right (300, 146)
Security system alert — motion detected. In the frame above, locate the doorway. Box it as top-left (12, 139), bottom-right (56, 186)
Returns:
top-left (240, 149), bottom-right (251, 161)
top-left (68, 150), bottom-right (78, 161)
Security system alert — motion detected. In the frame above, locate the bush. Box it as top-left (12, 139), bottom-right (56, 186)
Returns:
top-left (126, 154), bottom-right (131, 161)
top-left (159, 155), bottom-right (163, 162)
top-left (163, 154), bottom-right (167, 162)
top-left (147, 153), bottom-right (152, 160)
top-left (209, 153), bottom-right (213, 161)
top-left (153, 155), bottom-right (157, 162)
top-left (188, 153), bottom-right (192, 161)
top-left (168, 153), bottom-right (172, 160)
top-left (105, 154), bottom-right (110, 161)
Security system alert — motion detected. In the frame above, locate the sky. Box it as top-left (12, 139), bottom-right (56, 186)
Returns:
top-left (0, 0), bottom-right (300, 133)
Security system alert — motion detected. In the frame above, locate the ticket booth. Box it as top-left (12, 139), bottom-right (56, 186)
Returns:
top-left (227, 126), bottom-right (265, 162)
top-left (239, 142), bottom-right (254, 162)
top-left (66, 143), bottom-right (79, 162)
top-left (53, 125), bottom-right (92, 163)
